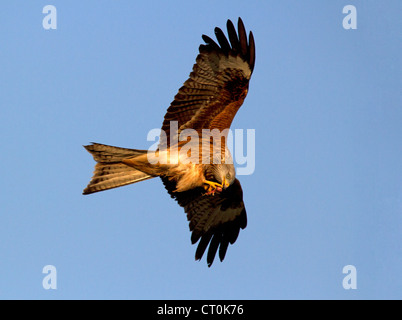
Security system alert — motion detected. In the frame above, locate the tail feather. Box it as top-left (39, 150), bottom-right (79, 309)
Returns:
top-left (83, 143), bottom-right (155, 195)
top-left (84, 143), bottom-right (147, 163)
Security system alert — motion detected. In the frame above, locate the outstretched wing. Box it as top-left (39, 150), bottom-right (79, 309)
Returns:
top-left (162, 177), bottom-right (247, 267)
top-left (160, 18), bottom-right (255, 147)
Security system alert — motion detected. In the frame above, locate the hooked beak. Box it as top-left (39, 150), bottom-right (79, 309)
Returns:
top-left (223, 177), bottom-right (230, 189)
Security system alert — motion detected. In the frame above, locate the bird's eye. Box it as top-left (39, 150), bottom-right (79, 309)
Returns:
top-left (226, 173), bottom-right (231, 179)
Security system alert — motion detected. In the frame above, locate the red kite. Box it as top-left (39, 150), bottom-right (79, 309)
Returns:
top-left (83, 18), bottom-right (255, 267)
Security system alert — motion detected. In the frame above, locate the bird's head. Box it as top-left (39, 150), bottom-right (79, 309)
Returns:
top-left (205, 164), bottom-right (236, 190)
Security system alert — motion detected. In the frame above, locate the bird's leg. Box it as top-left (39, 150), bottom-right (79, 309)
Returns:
top-left (203, 180), bottom-right (224, 195)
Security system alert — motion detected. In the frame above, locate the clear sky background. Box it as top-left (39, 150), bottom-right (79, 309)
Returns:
top-left (1, 1), bottom-right (401, 300)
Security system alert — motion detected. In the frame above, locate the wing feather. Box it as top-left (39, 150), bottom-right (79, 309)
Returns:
top-left (238, 18), bottom-right (248, 57)
top-left (162, 177), bottom-right (247, 267)
top-left (159, 18), bottom-right (255, 148)
top-left (214, 27), bottom-right (231, 54)
top-left (226, 20), bottom-right (240, 54)
top-left (201, 35), bottom-right (220, 50)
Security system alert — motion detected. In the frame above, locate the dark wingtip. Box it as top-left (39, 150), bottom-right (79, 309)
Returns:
top-left (214, 27), bottom-right (231, 55)
top-left (226, 19), bottom-right (239, 53)
top-left (202, 34), bottom-right (220, 51)
top-left (248, 31), bottom-right (256, 72)
top-left (201, 17), bottom-right (255, 73)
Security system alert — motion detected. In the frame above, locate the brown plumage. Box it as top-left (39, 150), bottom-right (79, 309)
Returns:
top-left (160, 18), bottom-right (254, 146)
top-left (83, 18), bottom-right (255, 267)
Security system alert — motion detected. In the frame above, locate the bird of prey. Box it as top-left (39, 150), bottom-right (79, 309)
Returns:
top-left (83, 18), bottom-right (255, 267)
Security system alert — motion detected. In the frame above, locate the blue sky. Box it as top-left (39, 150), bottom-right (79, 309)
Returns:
top-left (1, 1), bottom-right (401, 299)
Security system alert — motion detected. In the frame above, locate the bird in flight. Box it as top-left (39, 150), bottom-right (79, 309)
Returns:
top-left (83, 18), bottom-right (255, 267)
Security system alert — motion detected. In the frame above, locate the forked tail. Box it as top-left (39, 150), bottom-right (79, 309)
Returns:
top-left (83, 143), bottom-right (155, 195)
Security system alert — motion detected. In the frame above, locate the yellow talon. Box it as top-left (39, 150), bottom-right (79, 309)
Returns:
top-left (204, 180), bottom-right (222, 190)
top-left (203, 178), bottom-right (228, 195)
